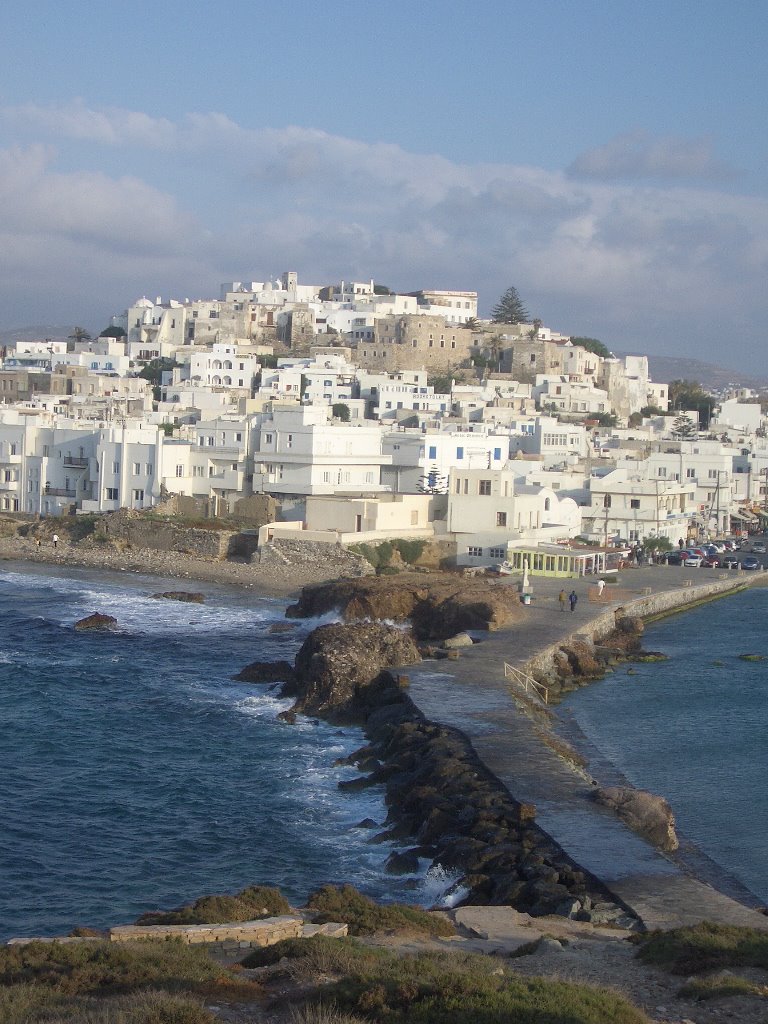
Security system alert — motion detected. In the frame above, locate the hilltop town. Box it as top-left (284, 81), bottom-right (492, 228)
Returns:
top-left (0, 272), bottom-right (766, 566)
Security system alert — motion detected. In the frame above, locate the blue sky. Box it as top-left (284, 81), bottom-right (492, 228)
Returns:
top-left (0, 0), bottom-right (766, 370)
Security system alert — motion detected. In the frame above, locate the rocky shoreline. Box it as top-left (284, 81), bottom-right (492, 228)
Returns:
top-left (238, 575), bottom-right (682, 927)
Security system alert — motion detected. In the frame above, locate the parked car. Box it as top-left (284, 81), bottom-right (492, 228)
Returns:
top-left (741, 555), bottom-right (761, 570)
top-left (665, 551), bottom-right (683, 565)
top-left (721, 554), bottom-right (740, 568)
top-left (700, 555), bottom-right (721, 568)
top-left (683, 552), bottom-right (704, 567)
top-left (751, 542), bottom-right (766, 554)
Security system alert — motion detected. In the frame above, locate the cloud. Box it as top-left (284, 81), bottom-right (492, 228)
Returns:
top-left (568, 130), bottom-right (736, 182)
top-left (0, 102), bottom-right (766, 366)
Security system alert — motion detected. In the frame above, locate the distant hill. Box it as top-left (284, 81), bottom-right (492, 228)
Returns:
top-left (0, 325), bottom-right (80, 345)
top-left (621, 352), bottom-right (768, 391)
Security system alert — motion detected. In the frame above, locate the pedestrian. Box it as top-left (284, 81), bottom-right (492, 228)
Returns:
top-left (52, 533), bottom-right (59, 549)
top-left (568, 589), bottom-right (578, 613)
top-left (558, 588), bottom-right (566, 612)
top-left (35, 537), bottom-right (41, 549)
top-left (596, 578), bottom-right (606, 597)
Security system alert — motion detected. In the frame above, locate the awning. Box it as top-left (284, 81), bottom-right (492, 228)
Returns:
top-left (730, 510), bottom-right (752, 521)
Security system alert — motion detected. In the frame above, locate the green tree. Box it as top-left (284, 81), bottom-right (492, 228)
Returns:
top-left (640, 404), bottom-right (664, 417)
top-left (593, 412), bottom-right (618, 427)
top-left (570, 336), bottom-right (611, 358)
top-left (668, 379), bottom-right (715, 428)
top-left (372, 283), bottom-right (392, 295)
top-left (98, 325), bottom-right (127, 339)
top-left (67, 326), bottom-right (91, 350)
top-left (643, 536), bottom-right (672, 554)
top-left (462, 317), bottom-right (480, 331)
top-left (628, 412), bottom-right (643, 427)
top-left (332, 402), bottom-right (350, 421)
top-left (428, 374), bottom-right (452, 394)
top-left (491, 286), bottom-right (529, 324)
top-left (671, 413), bottom-right (696, 439)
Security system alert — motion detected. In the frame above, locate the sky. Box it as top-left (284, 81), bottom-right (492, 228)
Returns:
top-left (0, 0), bottom-right (766, 371)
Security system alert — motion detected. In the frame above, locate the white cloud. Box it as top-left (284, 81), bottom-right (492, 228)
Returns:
top-left (568, 130), bottom-right (736, 182)
top-left (0, 102), bottom-right (766, 366)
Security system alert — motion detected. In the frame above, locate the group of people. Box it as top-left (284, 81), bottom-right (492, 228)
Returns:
top-left (558, 588), bottom-right (579, 613)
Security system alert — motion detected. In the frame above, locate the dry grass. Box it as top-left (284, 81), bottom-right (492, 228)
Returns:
top-left (307, 885), bottom-right (453, 938)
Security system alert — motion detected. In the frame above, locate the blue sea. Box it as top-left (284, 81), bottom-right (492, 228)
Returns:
top-left (0, 564), bottom-right (454, 941)
top-left (559, 586), bottom-right (768, 906)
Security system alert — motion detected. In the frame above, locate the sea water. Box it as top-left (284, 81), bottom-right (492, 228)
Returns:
top-left (559, 585), bottom-right (768, 905)
top-left (0, 564), bottom-right (451, 941)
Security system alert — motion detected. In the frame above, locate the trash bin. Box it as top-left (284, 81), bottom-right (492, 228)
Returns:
top-left (521, 593), bottom-right (532, 606)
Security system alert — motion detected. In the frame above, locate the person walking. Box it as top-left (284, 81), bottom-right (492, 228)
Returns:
top-left (596, 578), bottom-right (606, 597)
top-left (568, 589), bottom-right (578, 613)
top-left (558, 588), bottom-right (566, 612)
top-left (52, 533), bottom-right (59, 549)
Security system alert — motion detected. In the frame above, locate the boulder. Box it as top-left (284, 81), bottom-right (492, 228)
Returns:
top-left (233, 660), bottom-right (297, 685)
top-left (74, 612), bottom-right (117, 631)
top-left (285, 621), bottom-right (421, 722)
top-left (150, 591), bottom-right (205, 603)
top-left (443, 632), bottom-right (475, 649)
top-left (285, 573), bottom-right (524, 640)
top-left (593, 786), bottom-right (678, 851)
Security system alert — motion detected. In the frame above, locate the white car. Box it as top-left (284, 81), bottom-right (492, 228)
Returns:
top-left (683, 552), bottom-right (703, 566)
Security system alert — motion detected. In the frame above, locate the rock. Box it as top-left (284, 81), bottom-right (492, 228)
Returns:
top-left (267, 621), bottom-right (297, 634)
top-left (233, 660), bottom-right (297, 684)
top-left (150, 591), bottom-right (205, 603)
top-left (74, 612), bottom-right (117, 631)
top-left (285, 621), bottom-right (421, 722)
top-left (385, 849), bottom-right (421, 875)
top-left (443, 632), bottom-right (474, 649)
top-left (285, 572), bottom-right (525, 640)
top-left (356, 818), bottom-right (378, 829)
top-left (593, 786), bottom-right (678, 851)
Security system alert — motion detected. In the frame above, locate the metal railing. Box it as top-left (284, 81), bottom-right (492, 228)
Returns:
top-left (504, 662), bottom-right (549, 704)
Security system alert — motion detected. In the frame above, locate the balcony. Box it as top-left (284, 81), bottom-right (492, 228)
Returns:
top-left (44, 487), bottom-right (76, 497)
top-left (63, 456), bottom-right (89, 468)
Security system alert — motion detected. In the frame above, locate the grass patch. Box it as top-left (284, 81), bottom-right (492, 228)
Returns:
top-left (323, 948), bottom-right (650, 1023)
top-left (0, 939), bottom-right (258, 1000)
top-left (635, 921), bottom-right (768, 974)
top-left (137, 885), bottom-right (290, 925)
top-left (307, 885), bottom-right (453, 938)
top-left (243, 936), bottom-right (388, 981)
top-left (0, 985), bottom-right (217, 1023)
top-left (678, 974), bottom-right (768, 1000)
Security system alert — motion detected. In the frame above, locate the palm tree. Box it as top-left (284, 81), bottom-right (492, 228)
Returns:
top-left (67, 327), bottom-right (92, 351)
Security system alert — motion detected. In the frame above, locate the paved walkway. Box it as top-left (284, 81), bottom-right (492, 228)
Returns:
top-left (406, 564), bottom-right (768, 931)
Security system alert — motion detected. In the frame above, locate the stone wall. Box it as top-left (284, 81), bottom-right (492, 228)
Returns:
top-left (100, 515), bottom-right (233, 559)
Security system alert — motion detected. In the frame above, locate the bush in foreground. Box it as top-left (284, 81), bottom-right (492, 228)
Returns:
top-left (0, 939), bottom-right (257, 1000)
top-left (636, 921), bottom-right (768, 974)
top-left (307, 885), bottom-right (453, 938)
top-left (136, 884), bottom-right (290, 926)
top-left (310, 948), bottom-right (649, 1024)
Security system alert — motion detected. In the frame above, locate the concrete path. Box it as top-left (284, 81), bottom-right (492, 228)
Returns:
top-left (406, 564), bottom-right (768, 931)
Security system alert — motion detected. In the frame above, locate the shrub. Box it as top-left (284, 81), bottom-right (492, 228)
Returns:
top-left (0, 939), bottom-right (256, 1001)
top-left (137, 885), bottom-right (290, 926)
top-left (392, 539), bottom-right (426, 565)
top-left (242, 936), bottom-right (385, 976)
top-left (307, 886), bottom-right (453, 938)
top-left (635, 921), bottom-right (768, 974)
top-left (0, 985), bottom-right (216, 1023)
top-left (324, 948), bottom-right (649, 1023)
top-left (678, 975), bottom-right (766, 1000)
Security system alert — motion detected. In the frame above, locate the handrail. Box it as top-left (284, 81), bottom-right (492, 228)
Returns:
top-left (504, 662), bottom-right (549, 704)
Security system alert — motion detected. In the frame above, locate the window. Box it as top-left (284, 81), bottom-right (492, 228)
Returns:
top-left (493, 447), bottom-right (501, 460)
top-left (428, 445), bottom-right (437, 459)
top-left (133, 489), bottom-right (144, 502)
top-left (468, 546), bottom-right (483, 557)
top-left (479, 480), bottom-right (491, 495)
top-left (708, 469), bottom-right (718, 479)
top-left (146, 464), bottom-right (153, 475)
top-left (658, 467), bottom-right (666, 477)
top-left (496, 511), bottom-right (507, 527)
top-left (112, 461), bottom-right (120, 474)
top-left (456, 446), bottom-right (464, 460)
top-left (133, 462), bottom-right (141, 474)
top-left (176, 465), bottom-right (184, 477)
top-left (235, 433), bottom-right (242, 442)
top-left (630, 498), bottom-right (640, 509)
top-left (686, 468), bottom-right (695, 478)
top-left (490, 547), bottom-right (505, 559)
top-left (265, 433), bottom-right (273, 444)
top-left (105, 487), bottom-right (118, 500)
